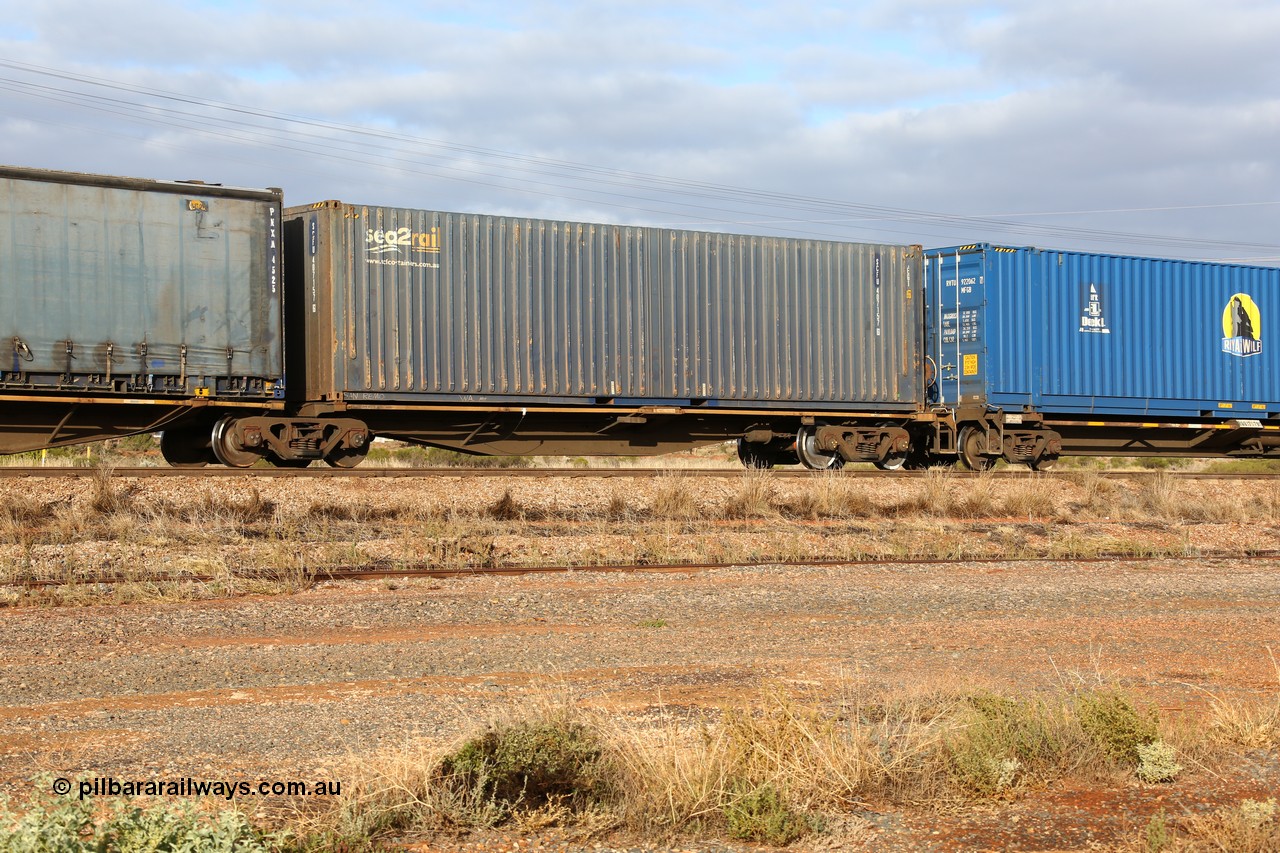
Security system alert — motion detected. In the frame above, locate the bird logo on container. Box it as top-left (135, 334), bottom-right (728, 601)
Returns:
top-left (1222, 293), bottom-right (1262, 357)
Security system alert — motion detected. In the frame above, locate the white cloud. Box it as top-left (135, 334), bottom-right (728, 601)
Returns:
top-left (0, 0), bottom-right (1276, 260)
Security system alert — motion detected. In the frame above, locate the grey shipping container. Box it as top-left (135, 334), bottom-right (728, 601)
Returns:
top-left (1, 165), bottom-right (284, 399)
top-left (286, 202), bottom-right (923, 411)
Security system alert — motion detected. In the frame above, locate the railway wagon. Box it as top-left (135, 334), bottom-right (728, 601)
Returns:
top-left (236, 201), bottom-right (926, 469)
top-left (0, 166), bottom-right (286, 464)
top-left (921, 244), bottom-right (1280, 469)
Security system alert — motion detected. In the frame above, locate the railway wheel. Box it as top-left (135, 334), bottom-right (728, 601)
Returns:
top-left (795, 425), bottom-right (844, 470)
top-left (210, 417), bottom-right (260, 468)
top-left (159, 427), bottom-right (214, 468)
top-left (957, 424), bottom-right (996, 471)
top-left (874, 453), bottom-right (907, 471)
top-left (325, 444), bottom-right (369, 468)
top-left (737, 438), bottom-right (775, 469)
top-left (873, 423), bottom-right (909, 471)
top-left (1029, 453), bottom-right (1059, 472)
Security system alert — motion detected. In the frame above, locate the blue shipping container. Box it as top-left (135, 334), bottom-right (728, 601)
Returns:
top-left (924, 244), bottom-right (1280, 418)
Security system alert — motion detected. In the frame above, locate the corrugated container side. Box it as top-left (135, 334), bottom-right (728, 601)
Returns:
top-left (1, 166), bottom-right (283, 394)
top-left (290, 203), bottom-right (922, 409)
top-left (925, 244), bottom-right (1280, 416)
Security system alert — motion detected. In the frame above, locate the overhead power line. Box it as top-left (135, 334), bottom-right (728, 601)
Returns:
top-left (0, 59), bottom-right (1276, 258)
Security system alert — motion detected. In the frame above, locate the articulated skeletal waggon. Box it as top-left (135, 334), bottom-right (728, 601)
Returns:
top-left (4, 166), bottom-right (1279, 469)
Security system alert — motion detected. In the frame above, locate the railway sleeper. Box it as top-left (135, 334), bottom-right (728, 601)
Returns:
top-left (211, 416), bottom-right (372, 468)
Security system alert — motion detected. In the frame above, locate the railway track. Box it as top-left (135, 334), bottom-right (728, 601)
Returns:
top-left (0, 465), bottom-right (1275, 479)
top-left (7, 549), bottom-right (1279, 590)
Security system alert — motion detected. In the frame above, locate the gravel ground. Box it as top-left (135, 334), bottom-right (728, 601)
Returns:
top-left (1, 473), bottom-right (1278, 851)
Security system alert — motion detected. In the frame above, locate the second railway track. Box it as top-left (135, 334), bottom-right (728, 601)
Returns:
top-left (8, 549), bottom-right (1280, 590)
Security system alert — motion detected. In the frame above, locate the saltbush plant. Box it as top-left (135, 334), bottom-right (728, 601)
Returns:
top-left (435, 712), bottom-right (613, 825)
top-left (1075, 689), bottom-right (1159, 766)
top-left (0, 786), bottom-right (275, 852)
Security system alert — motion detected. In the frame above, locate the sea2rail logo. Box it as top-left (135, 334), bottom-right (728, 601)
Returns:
top-left (364, 226), bottom-right (442, 269)
top-left (365, 226), bottom-right (441, 255)
top-left (1221, 293), bottom-right (1262, 358)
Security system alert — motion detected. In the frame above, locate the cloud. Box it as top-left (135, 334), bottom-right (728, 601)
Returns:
top-left (0, 0), bottom-right (1275, 260)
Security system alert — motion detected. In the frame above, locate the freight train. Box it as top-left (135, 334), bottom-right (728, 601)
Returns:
top-left (4, 164), bottom-right (1279, 470)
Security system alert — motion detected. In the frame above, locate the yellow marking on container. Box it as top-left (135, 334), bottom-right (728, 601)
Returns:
top-left (963, 353), bottom-right (979, 376)
top-left (1087, 421), bottom-right (1106, 427)
top-left (1253, 403), bottom-right (1267, 410)
top-left (1218, 402), bottom-right (1233, 409)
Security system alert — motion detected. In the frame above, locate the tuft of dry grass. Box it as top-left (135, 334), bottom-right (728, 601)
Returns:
top-left (1202, 649), bottom-right (1280, 750)
top-left (720, 471), bottom-right (776, 519)
top-left (87, 466), bottom-right (136, 515)
top-left (1134, 798), bottom-right (1280, 853)
top-left (650, 474), bottom-right (698, 520)
top-left (776, 472), bottom-right (878, 519)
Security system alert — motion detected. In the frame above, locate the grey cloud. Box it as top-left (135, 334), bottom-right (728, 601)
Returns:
top-left (0, 0), bottom-right (1276, 261)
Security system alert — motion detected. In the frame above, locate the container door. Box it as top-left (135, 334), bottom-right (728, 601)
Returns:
top-left (928, 249), bottom-right (986, 406)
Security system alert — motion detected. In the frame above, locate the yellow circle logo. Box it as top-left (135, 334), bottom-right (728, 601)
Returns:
top-left (1222, 293), bottom-right (1260, 341)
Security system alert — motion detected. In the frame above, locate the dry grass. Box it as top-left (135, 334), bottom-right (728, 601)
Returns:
top-left (2, 468), bottom-right (1276, 604)
top-left (284, 676), bottom-right (1275, 850)
top-left (650, 474), bottom-right (699, 520)
top-left (720, 471), bottom-right (777, 519)
top-left (1202, 649), bottom-right (1280, 751)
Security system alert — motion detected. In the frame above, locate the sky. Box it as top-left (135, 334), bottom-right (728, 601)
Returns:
top-left (1, 0), bottom-right (1278, 263)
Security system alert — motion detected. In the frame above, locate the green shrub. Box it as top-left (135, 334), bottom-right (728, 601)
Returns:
top-left (0, 787), bottom-right (274, 852)
top-left (1145, 807), bottom-right (1170, 851)
top-left (1075, 690), bottom-right (1159, 766)
top-left (721, 780), bottom-right (816, 846)
top-left (436, 716), bottom-right (611, 824)
top-left (947, 693), bottom-right (1068, 796)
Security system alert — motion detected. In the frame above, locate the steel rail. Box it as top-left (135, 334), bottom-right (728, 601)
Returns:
top-left (8, 550), bottom-right (1279, 590)
top-left (0, 466), bottom-right (1275, 480)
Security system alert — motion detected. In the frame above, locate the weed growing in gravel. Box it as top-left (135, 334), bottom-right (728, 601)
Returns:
top-left (720, 471), bottom-right (776, 519)
top-left (650, 474), bottom-right (698, 520)
top-left (1138, 797), bottom-right (1280, 852)
top-left (87, 466), bottom-right (135, 515)
top-left (775, 472), bottom-right (878, 519)
top-left (18, 679), bottom-right (1269, 851)
top-left (0, 783), bottom-right (277, 851)
top-left (4, 471), bottom-right (1278, 601)
top-left (1202, 649), bottom-right (1280, 750)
